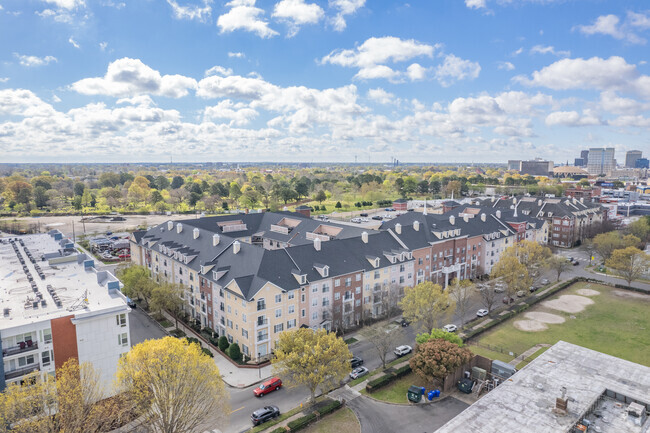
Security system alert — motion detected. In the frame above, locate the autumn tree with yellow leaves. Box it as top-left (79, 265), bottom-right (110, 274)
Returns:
top-left (272, 328), bottom-right (351, 403)
top-left (399, 281), bottom-right (453, 333)
top-left (117, 336), bottom-right (229, 433)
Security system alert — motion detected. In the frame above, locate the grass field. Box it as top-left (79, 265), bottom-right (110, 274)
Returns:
top-left (360, 372), bottom-right (430, 404)
top-left (300, 408), bottom-right (360, 433)
top-left (471, 282), bottom-right (650, 366)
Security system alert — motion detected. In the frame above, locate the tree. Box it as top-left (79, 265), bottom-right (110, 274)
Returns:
top-left (117, 337), bottom-right (229, 433)
top-left (314, 190), bottom-right (327, 204)
top-left (479, 283), bottom-right (498, 313)
top-left (491, 256), bottom-right (530, 303)
top-left (150, 282), bottom-right (185, 328)
top-left (606, 247), bottom-right (650, 285)
top-left (117, 265), bottom-right (155, 309)
top-left (241, 188), bottom-right (261, 208)
top-left (228, 343), bottom-right (241, 362)
top-left (170, 175), bottom-right (185, 189)
top-left (360, 320), bottom-right (403, 368)
top-left (272, 328), bottom-right (351, 403)
top-left (149, 189), bottom-right (164, 204)
top-left (0, 371), bottom-right (55, 433)
top-left (444, 180), bottom-right (462, 198)
top-left (415, 328), bottom-right (464, 346)
top-left (583, 238), bottom-right (596, 264)
top-left (594, 231), bottom-right (641, 261)
top-left (335, 201), bottom-right (342, 208)
top-left (399, 281), bottom-right (453, 332)
top-left (501, 240), bottom-right (551, 286)
top-left (218, 336), bottom-right (229, 352)
top-left (409, 339), bottom-right (473, 386)
top-left (547, 255), bottom-right (571, 281)
top-left (33, 186), bottom-right (48, 208)
top-left (449, 278), bottom-right (473, 327)
top-left (626, 218), bottom-right (650, 244)
top-left (229, 182), bottom-right (242, 203)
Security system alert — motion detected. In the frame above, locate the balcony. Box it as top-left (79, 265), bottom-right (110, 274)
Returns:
top-left (2, 341), bottom-right (38, 357)
top-left (256, 333), bottom-right (269, 343)
top-left (256, 318), bottom-right (269, 330)
top-left (5, 364), bottom-right (40, 380)
top-left (343, 295), bottom-right (353, 302)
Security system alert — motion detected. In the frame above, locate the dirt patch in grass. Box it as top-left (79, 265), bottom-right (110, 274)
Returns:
top-left (542, 294), bottom-right (594, 313)
top-left (576, 288), bottom-right (600, 296)
top-left (524, 312), bottom-right (565, 324)
top-left (300, 407), bottom-right (360, 433)
top-left (613, 290), bottom-right (650, 300)
top-left (513, 320), bottom-right (548, 332)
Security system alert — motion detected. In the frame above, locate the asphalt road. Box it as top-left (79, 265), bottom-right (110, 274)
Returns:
top-left (128, 306), bottom-right (167, 346)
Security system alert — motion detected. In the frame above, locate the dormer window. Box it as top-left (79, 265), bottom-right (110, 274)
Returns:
top-left (300, 275), bottom-right (306, 284)
top-left (323, 267), bottom-right (329, 278)
top-left (375, 258), bottom-right (380, 268)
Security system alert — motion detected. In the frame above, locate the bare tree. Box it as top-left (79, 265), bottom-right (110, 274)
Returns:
top-left (547, 256), bottom-right (571, 282)
top-left (449, 278), bottom-right (473, 327)
top-left (479, 282), bottom-right (498, 313)
top-left (361, 320), bottom-right (404, 368)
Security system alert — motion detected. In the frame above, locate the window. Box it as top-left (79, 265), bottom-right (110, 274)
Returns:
top-left (275, 308), bottom-right (282, 318)
top-left (374, 271), bottom-right (380, 279)
top-left (288, 292), bottom-right (295, 300)
top-left (116, 313), bottom-right (126, 327)
top-left (227, 305), bottom-right (231, 313)
top-left (399, 276), bottom-right (405, 284)
top-left (322, 284), bottom-right (330, 293)
top-left (355, 287), bottom-right (361, 294)
top-left (418, 258), bottom-right (423, 265)
top-left (301, 309), bottom-right (306, 317)
top-left (287, 319), bottom-right (296, 329)
top-left (301, 293), bottom-right (305, 302)
top-left (355, 274), bottom-right (361, 281)
top-left (334, 292), bottom-right (340, 300)
top-left (274, 323), bottom-right (284, 333)
top-left (312, 298), bottom-right (318, 307)
top-left (242, 313), bottom-right (247, 323)
top-left (288, 305), bottom-right (295, 314)
top-left (334, 279), bottom-right (340, 287)
top-left (355, 299), bottom-right (361, 307)
top-left (322, 298), bottom-right (330, 307)
top-left (312, 312), bottom-right (318, 320)
top-left (118, 333), bottom-right (128, 347)
top-left (242, 344), bottom-right (249, 355)
top-left (227, 319), bottom-right (233, 329)
top-left (257, 298), bottom-right (266, 311)
top-left (42, 329), bottom-right (52, 344)
top-left (242, 329), bottom-right (249, 339)
top-left (312, 285), bottom-right (318, 293)
top-left (345, 278), bottom-right (351, 287)
top-left (41, 350), bottom-right (53, 367)
top-left (399, 264), bottom-right (405, 272)
top-left (275, 294), bottom-right (282, 303)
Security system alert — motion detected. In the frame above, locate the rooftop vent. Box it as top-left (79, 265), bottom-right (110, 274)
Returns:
top-left (480, 213), bottom-right (486, 222)
top-left (314, 238), bottom-right (321, 251)
top-left (413, 221), bottom-right (420, 231)
top-left (496, 210), bottom-right (501, 219)
top-left (233, 241), bottom-right (241, 255)
top-left (193, 228), bottom-right (200, 239)
top-left (361, 232), bottom-right (368, 243)
top-left (176, 223), bottom-right (183, 234)
top-left (213, 234), bottom-right (220, 246)
top-left (449, 215), bottom-right (455, 225)
top-left (395, 223), bottom-right (402, 234)
top-left (167, 221), bottom-right (173, 230)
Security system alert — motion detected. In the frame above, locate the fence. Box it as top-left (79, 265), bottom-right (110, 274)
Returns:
top-left (442, 354), bottom-right (491, 393)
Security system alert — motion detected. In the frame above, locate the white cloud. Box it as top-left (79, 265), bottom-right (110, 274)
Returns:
top-left (512, 47), bottom-right (524, 56)
top-left (576, 12), bottom-right (649, 44)
top-left (406, 63), bottom-right (427, 81)
top-left (610, 115), bottom-right (650, 128)
top-left (435, 54), bottom-right (481, 87)
top-left (367, 88), bottom-right (395, 105)
top-left (497, 61), bottom-right (515, 71)
top-left (518, 56), bottom-right (650, 100)
top-left (598, 90), bottom-right (647, 115)
top-left (52, 94), bottom-right (61, 103)
top-left (68, 37), bottom-right (80, 49)
top-left (217, 0), bottom-right (278, 38)
top-left (228, 51), bottom-right (245, 58)
top-left (0, 77), bottom-right (9, 83)
top-left (0, 89), bottom-right (56, 117)
top-left (43, 0), bottom-right (85, 10)
top-left (167, 0), bottom-right (212, 22)
top-left (99, 42), bottom-right (108, 51)
top-left (465, 0), bottom-right (486, 9)
top-left (321, 36), bottom-right (436, 81)
top-left (14, 53), bottom-right (57, 67)
top-left (205, 65), bottom-right (233, 77)
top-left (545, 110), bottom-right (603, 127)
top-left (272, 0), bottom-right (324, 37)
top-left (530, 45), bottom-right (570, 57)
top-left (71, 57), bottom-right (197, 98)
top-left (203, 100), bottom-right (258, 125)
top-left (329, 0), bottom-right (365, 32)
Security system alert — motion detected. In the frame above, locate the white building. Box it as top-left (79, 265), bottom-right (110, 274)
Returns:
top-left (0, 231), bottom-right (130, 393)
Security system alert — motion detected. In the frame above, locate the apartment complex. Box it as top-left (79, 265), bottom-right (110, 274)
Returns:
top-left (130, 207), bottom-right (549, 360)
top-left (1, 231), bottom-right (130, 392)
top-left (482, 196), bottom-right (606, 248)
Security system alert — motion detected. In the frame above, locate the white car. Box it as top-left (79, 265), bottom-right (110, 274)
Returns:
top-left (476, 309), bottom-right (489, 317)
top-left (443, 324), bottom-right (457, 333)
top-left (349, 366), bottom-right (369, 380)
top-left (394, 345), bottom-right (412, 357)
top-left (350, 217), bottom-right (362, 223)
top-left (494, 286), bottom-right (505, 293)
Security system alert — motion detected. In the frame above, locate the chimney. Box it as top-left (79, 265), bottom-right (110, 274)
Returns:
top-left (395, 223), bottom-right (402, 234)
top-left (463, 215), bottom-right (469, 223)
top-left (496, 210), bottom-right (501, 218)
top-left (167, 221), bottom-right (173, 230)
top-left (233, 241), bottom-right (241, 254)
top-left (481, 213), bottom-right (486, 222)
top-left (193, 228), bottom-right (199, 239)
top-left (413, 221), bottom-right (420, 231)
top-left (538, 199), bottom-right (542, 206)
top-left (362, 232), bottom-right (368, 243)
top-left (580, 197), bottom-right (584, 203)
top-left (314, 238), bottom-right (321, 251)
top-left (491, 197), bottom-right (495, 203)
top-left (449, 215), bottom-right (455, 225)
top-left (176, 223), bottom-right (183, 233)
top-left (513, 198), bottom-right (517, 204)
top-left (212, 234), bottom-right (220, 246)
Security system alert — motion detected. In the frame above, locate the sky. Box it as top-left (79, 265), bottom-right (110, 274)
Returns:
top-left (0, 0), bottom-right (649, 164)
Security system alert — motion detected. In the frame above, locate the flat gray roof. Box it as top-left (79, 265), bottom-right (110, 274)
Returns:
top-left (437, 341), bottom-right (650, 433)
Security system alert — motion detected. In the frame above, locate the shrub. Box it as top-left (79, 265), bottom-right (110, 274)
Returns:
top-left (218, 336), bottom-right (229, 352)
top-left (392, 364), bottom-right (412, 379)
top-left (335, 202), bottom-right (342, 209)
top-left (271, 428), bottom-right (287, 433)
top-left (366, 374), bottom-right (393, 392)
top-left (313, 205), bottom-right (320, 211)
top-left (229, 343), bottom-right (241, 361)
top-left (287, 413), bottom-right (316, 431)
top-left (320, 206), bottom-right (326, 211)
top-left (317, 400), bottom-right (342, 416)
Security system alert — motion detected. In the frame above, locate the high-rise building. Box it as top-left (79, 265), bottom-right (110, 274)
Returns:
top-left (580, 150), bottom-right (589, 166)
top-left (507, 160), bottom-right (521, 171)
top-left (635, 158), bottom-right (649, 169)
top-left (574, 158), bottom-right (584, 167)
top-left (520, 159), bottom-right (553, 176)
top-left (625, 150), bottom-right (643, 168)
top-left (587, 148), bottom-right (616, 175)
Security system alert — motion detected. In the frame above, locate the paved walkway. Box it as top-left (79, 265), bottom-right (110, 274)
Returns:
top-left (508, 343), bottom-right (551, 366)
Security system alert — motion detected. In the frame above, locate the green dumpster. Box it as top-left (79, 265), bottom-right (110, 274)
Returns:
top-left (407, 385), bottom-right (422, 403)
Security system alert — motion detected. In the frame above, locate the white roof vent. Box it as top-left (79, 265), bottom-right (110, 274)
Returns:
top-left (314, 237), bottom-right (321, 251)
top-left (167, 221), bottom-right (173, 230)
top-left (395, 223), bottom-right (402, 234)
top-left (213, 234), bottom-right (220, 246)
top-left (361, 232), bottom-right (368, 243)
top-left (449, 215), bottom-right (455, 225)
top-left (193, 228), bottom-right (199, 239)
top-left (176, 223), bottom-right (183, 233)
top-left (480, 213), bottom-right (486, 222)
top-left (413, 221), bottom-right (420, 231)
top-left (233, 241), bottom-right (241, 254)
top-left (495, 210), bottom-right (501, 218)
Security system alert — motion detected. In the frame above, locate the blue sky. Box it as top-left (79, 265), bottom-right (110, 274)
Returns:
top-left (0, 0), bottom-right (649, 163)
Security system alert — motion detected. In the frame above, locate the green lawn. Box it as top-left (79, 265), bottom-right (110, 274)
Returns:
top-left (361, 372), bottom-right (430, 404)
top-left (300, 408), bottom-right (360, 433)
top-left (347, 355), bottom-right (412, 387)
top-left (468, 345), bottom-right (514, 363)
top-left (516, 346), bottom-right (549, 369)
top-left (475, 282), bottom-right (650, 366)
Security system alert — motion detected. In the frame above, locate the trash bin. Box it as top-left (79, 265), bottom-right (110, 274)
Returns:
top-left (407, 385), bottom-right (423, 403)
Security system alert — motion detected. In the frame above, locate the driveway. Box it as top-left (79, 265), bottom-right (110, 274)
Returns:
top-left (129, 306), bottom-right (168, 346)
top-left (347, 395), bottom-right (468, 433)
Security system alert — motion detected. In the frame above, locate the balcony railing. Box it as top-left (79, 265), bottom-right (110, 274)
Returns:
top-left (2, 341), bottom-right (38, 357)
top-left (5, 365), bottom-right (40, 380)
top-left (343, 295), bottom-right (353, 302)
top-left (256, 333), bottom-right (269, 343)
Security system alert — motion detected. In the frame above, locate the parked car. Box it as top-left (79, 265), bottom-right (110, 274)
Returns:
top-left (384, 208), bottom-right (392, 211)
top-left (350, 217), bottom-right (362, 223)
top-left (360, 213), bottom-right (369, 217)
top-left (572, 260), bottom-right (579, 266)
top-left (349, 366), bottom-right (369, 379)
top-left (443, 324), bottom-right (457, 333)
top-left (126, 297), bottom-right (137, 308)
top-left (476, 309), bottom-right (489, 317)
top-left (251, 406), bottom-right (280, 426)
top-left (360, 217), bottom-right (369, 222)
top-left (494, 285), bottom-right (505, 293)
top-left (350, 356), bottom-right (364, 368)
top-left (502, 296), bottom-right (514, 304)
top-left (516, 290), bottom-right (526, 298)
top-left (253, 377), bottom-right (282, 397)
top-left (394, 345), bottom-right (412, 357)
top-left (400, 318), bottom-right (410, 327)
top-left (541, 278), bottom-right (550, 285)
top-left (372, 215), bottom-right (383, 221)
top-left (529, 286), bottom-right (539, 293)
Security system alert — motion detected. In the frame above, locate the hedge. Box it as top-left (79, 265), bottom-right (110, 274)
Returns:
top-left (317, 400), bottom-right (342, 416)
top-left (366, 365), bottom-right (412, 393)
top-left (271, 428), bottom-right (287, 433)
top-left (287, 413), bottom-right (316, 431)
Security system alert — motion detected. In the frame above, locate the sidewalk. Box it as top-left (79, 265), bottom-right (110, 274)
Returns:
top-left (161, 310), bottom-right (272, 388)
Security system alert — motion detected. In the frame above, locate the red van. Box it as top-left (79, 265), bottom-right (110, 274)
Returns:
top-left (253, 377), bottom-right (282, 397)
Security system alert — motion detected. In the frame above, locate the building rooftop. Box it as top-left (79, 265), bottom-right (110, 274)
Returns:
top-left (0, 232), bottom-right (127, 332)
top-left (436, 341), bottom-right (650, 433)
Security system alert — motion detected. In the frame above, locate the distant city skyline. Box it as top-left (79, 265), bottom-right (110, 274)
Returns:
top-left (1, 1), bottom-right (649, 163)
